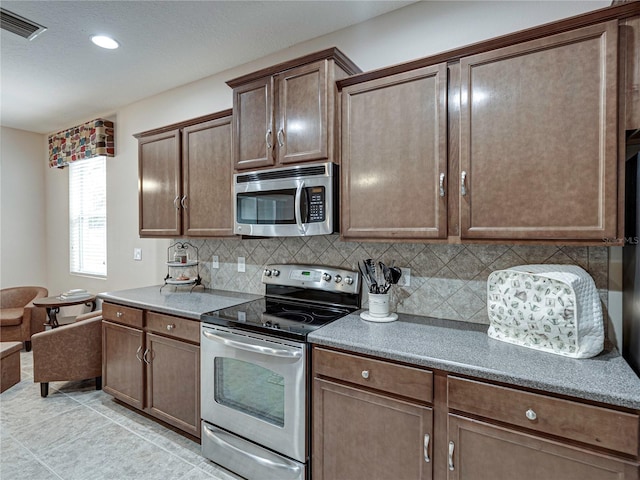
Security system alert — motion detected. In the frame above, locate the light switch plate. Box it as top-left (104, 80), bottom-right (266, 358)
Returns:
top-left (133, 248), bottom-right (142, 261)
top-left (238, 257), bottom-right (245, 273)
top-left (212, 255), bottom-right (219, 269)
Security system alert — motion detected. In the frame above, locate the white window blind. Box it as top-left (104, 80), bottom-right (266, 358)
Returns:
top-left (69, 157), bottom-right (107, 276)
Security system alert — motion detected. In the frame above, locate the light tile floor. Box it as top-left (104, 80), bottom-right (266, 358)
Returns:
top-left (0, 350), bottom-right (242, 480)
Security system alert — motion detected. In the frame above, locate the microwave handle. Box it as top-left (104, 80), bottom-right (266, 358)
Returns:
top-left (294, 181), bottom-right (307, 235)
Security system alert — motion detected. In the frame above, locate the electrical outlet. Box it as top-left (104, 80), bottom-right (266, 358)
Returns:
top-left (398, 267), bottom-right (410, 287)
top-left (212, 255), bottom-right (219, 269)
top-left (238, 257), bottom-right (245, 273)
top-left (133, 248), bottom-right (142, 261)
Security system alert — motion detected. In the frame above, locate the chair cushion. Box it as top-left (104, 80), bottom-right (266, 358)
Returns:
top-left (0, 308), bottom-right (24, 326)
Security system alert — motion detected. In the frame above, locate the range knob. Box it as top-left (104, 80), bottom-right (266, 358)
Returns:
top-left (334, 275), bottom-right (342, 283)
top-left (344, 276), bottom-right (354, 285)
top-left (322, 272), bottom-right (331, 282)
top-left (264, 269), bottom-right (272, 277)
top-left (271, 269), bottom-right (280, 277)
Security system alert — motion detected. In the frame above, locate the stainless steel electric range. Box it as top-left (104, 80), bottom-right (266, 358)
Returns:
top-left (200, 264), bottom-right (361, 480)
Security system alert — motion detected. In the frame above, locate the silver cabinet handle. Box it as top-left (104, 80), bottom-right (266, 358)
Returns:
top-left (265, 129), bottom-right (272, 149)
top-left (180, 195), bottom-right (187, 210)
top-left (277, 128), bottom-right (285, 147)
top-left (116, 311), bottom-right (123, 318)
top-left (448, 441), bottom-right (455, 471)
top-left (423, 434), bottom-right (430, 463)
top-left (526, 408), bottom-right (537, 421)
top-left (166, 323), bottom-right (175, 331)
top-left (143, 348), bottom-right (151, 365)
top-left (439, 173), bottom-right (445, 197)
top-left (135, 346), bottom-right (142, 363)
top-left (361, 370), bottom-right (369, 379)
top-left (173, 195), bottom-right (180, 210)
top-left (461, 171), bottom-right (467, 196)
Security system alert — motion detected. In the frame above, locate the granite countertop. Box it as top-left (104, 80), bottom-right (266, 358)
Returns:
top-left (309, 311), bottom-right (640, 410)
top-left (98, 286), bottom-right (261, 320)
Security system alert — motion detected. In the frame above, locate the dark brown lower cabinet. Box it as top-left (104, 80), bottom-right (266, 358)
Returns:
top-left (312, 346), bottom-right (640, 480)
top-left (146, 333), bottom-right (200, 437)
top-left (102, 303), bottom-right (200, 438)
top-left (447, 414), bottom-right (639, 480)
top-left (313, 378), bottom-right (433, 480)
top-left (102, 320), bottom-right (144, 410)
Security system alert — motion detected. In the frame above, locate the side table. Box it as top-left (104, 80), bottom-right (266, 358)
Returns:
top-left (33, 294), bottom-right (97, 328)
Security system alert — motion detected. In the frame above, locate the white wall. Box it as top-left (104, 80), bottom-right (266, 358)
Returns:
top-left (0, 127), bottom-right (47, 289)
top-left (40, 0), bottom-right (610, 295)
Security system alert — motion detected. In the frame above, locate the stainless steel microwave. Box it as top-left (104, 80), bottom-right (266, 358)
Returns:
top-left (234, 162), bottom-right (337, 237)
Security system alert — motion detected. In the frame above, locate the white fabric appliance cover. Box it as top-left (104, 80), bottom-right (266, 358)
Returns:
top-left (487, 265), bottom-right (604, 358)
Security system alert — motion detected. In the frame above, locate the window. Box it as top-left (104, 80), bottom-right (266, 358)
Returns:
top-left (69, 157), bottom-right (107, 276)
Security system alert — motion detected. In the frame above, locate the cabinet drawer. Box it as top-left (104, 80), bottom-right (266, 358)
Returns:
top-left (448, 376), bottom-right (639, 456)
top-left (313, 347), bottom-right (432, 403)
top-left (146, 311), bottom-right (199, 344)
top-left (102, 302), bottom-right (143, 329)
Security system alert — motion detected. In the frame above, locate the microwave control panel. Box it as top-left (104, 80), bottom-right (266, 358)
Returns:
top-left (307, 187), bottom-right (325, 222)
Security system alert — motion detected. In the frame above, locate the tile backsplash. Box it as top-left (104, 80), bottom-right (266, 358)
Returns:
top-left (182, 235), bottom-right (609, 325)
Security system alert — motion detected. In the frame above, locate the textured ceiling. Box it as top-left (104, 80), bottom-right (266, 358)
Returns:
top-left (0, 1), bottom-right (415, 134)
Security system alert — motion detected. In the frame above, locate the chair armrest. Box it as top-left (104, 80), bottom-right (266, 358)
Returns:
top-left (75, 309), bottom-right (102, 323)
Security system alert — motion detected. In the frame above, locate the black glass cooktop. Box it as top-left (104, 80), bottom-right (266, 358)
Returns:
top-left (201, 297), bottom-right (355, 341)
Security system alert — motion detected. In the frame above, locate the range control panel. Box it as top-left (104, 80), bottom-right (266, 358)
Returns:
top-left (262, 264), bottom-right (360, 295)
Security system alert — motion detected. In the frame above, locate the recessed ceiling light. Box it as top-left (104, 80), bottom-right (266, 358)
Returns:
top-left (90, 35), bottom-right (119, 49)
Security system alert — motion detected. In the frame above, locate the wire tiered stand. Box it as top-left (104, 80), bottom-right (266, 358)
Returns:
top-left (161, 242), bottom-right (203, 292)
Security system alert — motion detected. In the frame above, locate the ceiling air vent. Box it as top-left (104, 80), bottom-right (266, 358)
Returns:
top-left (0, 8), bottom-right (46, 40)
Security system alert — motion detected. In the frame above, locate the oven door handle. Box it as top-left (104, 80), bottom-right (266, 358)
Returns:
top-left (202, 330), bottom-right (302, 358)
top-left (294, 181), bottom-right (307, 235)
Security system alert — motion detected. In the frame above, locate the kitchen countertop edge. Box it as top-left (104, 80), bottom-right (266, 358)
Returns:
top-left (308, 311), bottom-right (640, 411)
top-left (98, 286), bottom-right (261, 320)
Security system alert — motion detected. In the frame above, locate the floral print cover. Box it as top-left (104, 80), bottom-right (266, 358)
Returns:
top-left (487, 265), bottom-right (604, 358)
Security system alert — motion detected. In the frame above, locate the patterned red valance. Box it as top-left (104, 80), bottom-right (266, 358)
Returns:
top-left (48, 118), bottom-right (115, 168)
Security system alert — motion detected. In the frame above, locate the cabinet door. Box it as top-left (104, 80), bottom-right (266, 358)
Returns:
top-left (102, 320), bottom-right (144, 410)
top-left (447, 415), bottom-right (639, 480)
top-left (621, 15), bottom-right (640, 132)
top-left (313, 378), bottom-right (433, 480)
top-left (459, 21), bottom-right (618, 241)
top-left (341, 64), bottom-right (448, 240)
top-left (276, 60), bottom-right (328, 165)
top-left (233, 76), bottom-right (275, 170)
top-left (145, 333), bottom-right (200, 438)
top-left (138, 130), bottom-right (182, 237)
top-left (182, 116), bottom-right (234, 237)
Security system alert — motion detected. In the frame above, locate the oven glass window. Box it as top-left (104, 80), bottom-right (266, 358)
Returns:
top-left (237, 190), bottom-right (296, 225)
top-left (214, 357), bottom-right (285, 427)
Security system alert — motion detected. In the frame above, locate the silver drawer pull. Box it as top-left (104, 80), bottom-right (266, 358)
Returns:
top-left (361, 370), bottom-right (369, 379)
top-left (439, 173), bottom-right (445, 197)
top-left (461, 171), bottom-right (468, 196)
top-left (423, 434), bottom-right (430, 463)
top-left (116, 312), bottom-right (123, 318)
top-left (166, 324), bottom-right (175, 331)
top-left (448, 441), bottom-right (455, 471)
top-left (526, 408), bottom-right (537, 421)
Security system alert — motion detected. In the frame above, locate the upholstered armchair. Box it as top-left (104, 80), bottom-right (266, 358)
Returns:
top-left (32, 310), bottom-right (103, 397)
top-left (0, 286), bottom-right (48, 351)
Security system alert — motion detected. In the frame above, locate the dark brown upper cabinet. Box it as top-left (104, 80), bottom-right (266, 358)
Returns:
top-left (134, 110), bottom-right (234, 238)
top-left (337, 4), bottom-right (637, 245)
top-left (227, 48), bottom-right (361, 171)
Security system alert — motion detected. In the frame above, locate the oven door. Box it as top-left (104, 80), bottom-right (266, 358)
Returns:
top-left (200, 324), bottom-right (307, 463)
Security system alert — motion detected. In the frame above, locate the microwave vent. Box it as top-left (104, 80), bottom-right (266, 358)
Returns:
top-left (1, 8), bottom-right (47, 40)
top-left (236, 165), bottom-right (328, 184)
